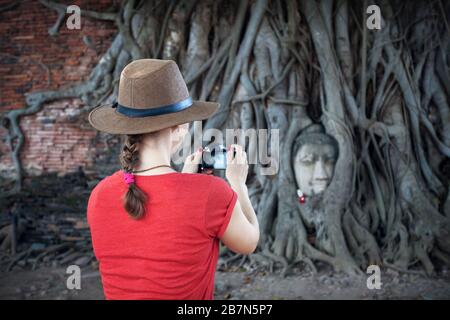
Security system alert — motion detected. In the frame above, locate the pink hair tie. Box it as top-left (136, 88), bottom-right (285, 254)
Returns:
top-left (123, 171), bottom-right (135, 185)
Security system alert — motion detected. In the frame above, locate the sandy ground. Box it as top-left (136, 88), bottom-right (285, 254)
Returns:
top-left (1, 263), bottom-right (450, 300)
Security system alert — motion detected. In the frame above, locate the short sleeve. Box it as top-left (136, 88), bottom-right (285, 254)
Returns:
top-left (86, 179), bottom-right (104, 226)
top-left (204, 177), bottom-right (238, 239)
top-left (86, 185), bottom-right (99, 226)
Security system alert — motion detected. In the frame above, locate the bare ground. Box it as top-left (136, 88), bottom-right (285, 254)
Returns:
top-left (1, 262), bottom-right (450, 300)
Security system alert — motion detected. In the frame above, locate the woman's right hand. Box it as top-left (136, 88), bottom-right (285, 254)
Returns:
top-left (225, 144), bottom-right (248, 188)
top-left (182, 148), bottom-right (203, 174)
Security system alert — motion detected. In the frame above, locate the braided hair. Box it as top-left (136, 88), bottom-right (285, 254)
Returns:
top-left (119, 134), bottom-right (148, 219)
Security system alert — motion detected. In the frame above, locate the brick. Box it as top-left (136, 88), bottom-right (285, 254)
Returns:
top-left (0, 0), bottom-right (120, 178)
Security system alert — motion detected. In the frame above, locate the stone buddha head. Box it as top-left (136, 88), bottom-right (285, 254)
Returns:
top-left (292, 127), bottom-right (338, 196)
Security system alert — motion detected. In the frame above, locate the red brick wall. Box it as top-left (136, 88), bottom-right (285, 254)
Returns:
top-left (0, 0), bottom-right (120, 178)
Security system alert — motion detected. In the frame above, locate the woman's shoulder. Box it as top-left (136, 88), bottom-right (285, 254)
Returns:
top-left (180, 172), bottom-right (227, 185)
top-left (177, 173), bottom-right (233, 196)
top-left (89, 171), bottom-right (121, 196)
top-left (89, 171), bottom-right (228, 194)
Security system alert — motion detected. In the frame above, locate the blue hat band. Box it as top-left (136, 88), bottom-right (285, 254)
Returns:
top-left (112, 96), bottom-right (193, 118)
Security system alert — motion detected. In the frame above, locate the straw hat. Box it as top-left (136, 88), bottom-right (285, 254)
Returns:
top-left (88, 59), bottom-right (220, 135)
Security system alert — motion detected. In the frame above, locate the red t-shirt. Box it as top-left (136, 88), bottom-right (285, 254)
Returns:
top-left (87, 170), bottom-right (237, 300)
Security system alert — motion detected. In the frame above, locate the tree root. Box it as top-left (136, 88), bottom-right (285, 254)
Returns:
top-left (382, 260), bottom-right (428, 277)
top-left (31, 243), bottom-right (73, 271)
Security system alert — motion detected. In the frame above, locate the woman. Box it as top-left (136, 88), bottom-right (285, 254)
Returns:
top-left (87, 59), bottom-right (259, 300)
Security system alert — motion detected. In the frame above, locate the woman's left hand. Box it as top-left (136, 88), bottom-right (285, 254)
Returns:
top-left (182, 148), bottom-right (203, 173)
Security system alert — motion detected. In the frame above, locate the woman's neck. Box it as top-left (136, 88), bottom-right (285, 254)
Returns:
top-left (133, 141), bottom-right (176, 176)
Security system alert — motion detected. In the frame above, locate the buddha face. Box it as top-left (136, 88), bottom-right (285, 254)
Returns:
top-left (294, 138), bottom-right (337, 196)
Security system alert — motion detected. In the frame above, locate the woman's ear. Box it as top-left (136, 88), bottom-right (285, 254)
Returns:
top-left (179, 123), bottom-right (189, 131)
top-left (170, 123), bottom-right (186, 133)
top-left (169, 124), bottom-right (187, 148)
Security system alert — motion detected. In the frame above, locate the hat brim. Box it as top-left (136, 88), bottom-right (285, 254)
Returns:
top-left (88, 100), bottom-right (220, 135)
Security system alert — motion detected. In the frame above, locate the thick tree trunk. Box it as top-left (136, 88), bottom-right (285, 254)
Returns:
top-left (2, 0), bottom-right (449, 276)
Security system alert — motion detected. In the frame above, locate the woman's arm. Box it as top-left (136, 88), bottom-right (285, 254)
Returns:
top-left (220, 144), bottom-right (260, 254)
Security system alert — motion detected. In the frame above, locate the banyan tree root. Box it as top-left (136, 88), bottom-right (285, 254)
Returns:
top-left (1, 0), bottom-right (449, 277)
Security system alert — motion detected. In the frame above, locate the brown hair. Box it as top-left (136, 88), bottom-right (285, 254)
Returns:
top-left (119, 134), bottom-right (148, 219)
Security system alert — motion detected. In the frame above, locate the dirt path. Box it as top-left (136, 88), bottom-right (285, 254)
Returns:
top-left (1, 265), bottom-right (449, 300)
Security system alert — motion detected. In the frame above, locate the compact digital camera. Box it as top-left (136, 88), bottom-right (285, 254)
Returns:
top-left (199, 144), bottom-right (234, 171)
